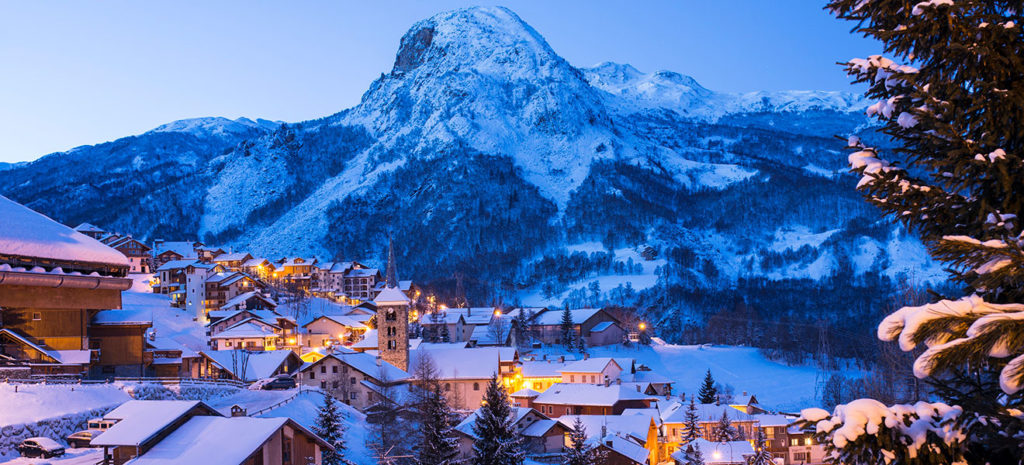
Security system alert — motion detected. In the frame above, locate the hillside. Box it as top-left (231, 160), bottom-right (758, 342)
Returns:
top-left (0, 7), bottom-right (946, 357)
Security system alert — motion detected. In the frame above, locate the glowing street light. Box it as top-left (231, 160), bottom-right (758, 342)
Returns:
top-left (638, 322), bottom-right (647, 331)
top-left (494, 309), bottom-right (502, 317)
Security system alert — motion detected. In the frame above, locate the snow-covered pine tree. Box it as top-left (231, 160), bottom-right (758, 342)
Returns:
top-left (713, 409), bottom-right (736, 442)
top-left (472, 376), bottom-right (524, 465)
top-left (681, 397), bottom-right (701, 444)
top-left (749, 430), bottom-right (773, 465)
top-left (697, 370), bottom-right (717, 404)
top-left (560, 305), bottom-right (574, 349)
top-left (562, 417), bottom-right (592, 465)
top-left (313, 394), bottom-right (352, 465)
top-left (687, 443), bottom-right (705, 465)
top-left (418, 385), bottom-right (460, 465)
top-left (819, 0), bottom-right (1024, 462)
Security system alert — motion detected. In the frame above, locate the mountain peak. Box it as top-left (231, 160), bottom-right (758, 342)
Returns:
top-left (391, 6), bottom-right (561, 77)
top-left (149, 117), bottom-right (282, 138)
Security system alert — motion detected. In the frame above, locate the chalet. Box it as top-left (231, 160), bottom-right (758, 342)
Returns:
top-left (310, 261), bottom-right (358, 296)
top-left (241, 257), bottom-right (274, 280)
top-left (207, 307), bottom-right (297, 349)
top-left (557, 414), bottom-right (662, 465)
top-left (73, 223), bottom-right (106, 240)
top-left (426, 307), bottom-right (495, 343)
top-left (197, 349), bottom-right (300, 382)
top-left (151, 240), bottom-right (202, 269)
top-left (620, 367), bottom-right (675, 396)
top-left (91, 400), bottom-right (222, 465)
top-left (103, 235), bottom-right (153, 273)
top-left (212, 252), bottom-right (253, 271)
top-left (217, 291), bottom-right (278, 313)
top-left (184, 262), bottom-right (224, 321)
top-left (295, 351), bottom-right (410, 410)
top-left (528, 382), bottom-right (655, 417)
top-left (786, 424), bottom-right (826, 465)
top-left (274, 257), bottom-right (317, 289)
top-left (92, 400), bottom-right (332, 465)
top-left (528, 308), bottom-right (623, 346)
top-left (408, 347), bottom-right (519, 410)
top-left (418, 311), bottom-right (466, 343)
top-left (303, 314), bottom-right (370, 348)
top-left (202, 272), bottom-right (263, 316)
top-left (196, 246), bottom-right (226, 262)
top-left (209, 319), bottom-right (281, 351)
top-left (671, 438), bottom-right (755, 465)
top-left (560, 357), bottom-right (625, 385)
top-left (0, 195), bottom-right (132, 377)
top-left (518, 359), bottom-right (569, 392)
top-left (89, 308), bottom-right (153, 377)
top-left (152, 259), bottom-right (195, 304)
top-left (454, 407), bottom-right (569, 460)
top-left (342, 266), bottom-right (379, 301)
top-left (730, 392), bottom-right (766, 414)
top-left (753, 414), bottom-right (795, 463)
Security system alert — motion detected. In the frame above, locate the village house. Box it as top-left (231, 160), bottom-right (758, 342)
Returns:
top-left (408, 346), bottom-right (520, 410)
top-left (196, 246), bottom-right (226, 263)
top-left (557, 413), bottom-right (663, 465)
top-left (517, 358), bottom-right (570, 392)
top-left (209, 319), bottom-right (282, 351)
top-left (671, 438), bottom-right (755, 465)
top-left (274, 257), bottom-right (317, 290)
top-left (72, 222), bottom-right (107, 240)
top-left (730, 392), bottom-right (767, 414)
top-left (295, 351), bottom-right (410, 410)
top-left (560, 357), bottom-right (625, 385)
top-left (101, 235), bottom-right (153, 273)
top-left (526, 382), bottom-right (655, 417)
top-left (151, 240), bottom-right (202, 269)
top-left (216, 291), bottom-right (278, 314)
top-left (342, 266), bottom-right (379, 302)
top-left (303, 314), bottom-right (370, 348)
top-left (91, 400), bottom-right (332, 465)
top-left (753, 413), bottom-right (795, 463)
top-left (661, 401), bottom-right (761, 446)
top-left (212, 252), bottom-right (253, 271)
top-left (528, 308), bottom-right (625, 346)
top-left (196, 349), bottom-right (300, 382)
top-left (454, 407), bottom-right (569, 461)
top-left (88, 308), bottom-right (153, 378)
top-left (419, 310), bottom-right (466, 343)
top-left (0, 196), bottom-right (134, 378)
top-left (184, 262), bottom-right (224, 321)
top-left (207, 307), bottom-right (296, 343)
top-left (785, 424), bottom-right (826, 465)
top-left (152, 259), bottom-right (195, 305)
top-left (241, 257), bottom-right (275, 280)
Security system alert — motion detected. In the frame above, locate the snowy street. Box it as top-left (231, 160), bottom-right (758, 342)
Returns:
top-left (0, 448), bottom-right (102, 465)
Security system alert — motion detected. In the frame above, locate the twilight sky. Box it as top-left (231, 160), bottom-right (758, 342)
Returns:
top-left (0, 1), bottom-right (878, 163)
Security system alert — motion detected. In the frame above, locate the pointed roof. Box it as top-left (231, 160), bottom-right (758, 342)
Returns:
top-left (73, 222), bottom-right (105, 233)
top-left (374, 286), bottom-right (410, 305)
top-left (385, 237), bottom-right (398, 288)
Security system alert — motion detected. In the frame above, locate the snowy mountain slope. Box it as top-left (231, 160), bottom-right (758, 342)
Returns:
top-left (0, 6), bottom-right (943, 352)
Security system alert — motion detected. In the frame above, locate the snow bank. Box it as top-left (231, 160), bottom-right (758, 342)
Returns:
top-left (0, 383), bottom-right (129, 427)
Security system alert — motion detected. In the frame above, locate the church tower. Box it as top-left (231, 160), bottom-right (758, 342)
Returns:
top-left (374, 238), bottom-right (410, 372)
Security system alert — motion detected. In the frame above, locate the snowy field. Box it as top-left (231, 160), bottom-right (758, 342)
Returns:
top-left (0, 384), bottom-right (129, 426)
top-left (565, 343), bottom-right (823, 412)
top-left (0, 448), bottom-right (102, 465)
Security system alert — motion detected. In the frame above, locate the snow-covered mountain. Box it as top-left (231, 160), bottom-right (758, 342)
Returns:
top-left (0, 7), bottom-right (943, 350)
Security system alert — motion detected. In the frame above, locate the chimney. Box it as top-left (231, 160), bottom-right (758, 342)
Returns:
top-left (616, 378), bottom-right (622, 386)
top-left (376, 356), bottom-right (382, 367)
top-left (583, 353), bottom-right (590, 360)
top-left (604, 376), bottom-right (610, 387)
top-left (230, 404), bottom-right (247, 417)
top-left (601, 425), bottom-right (607, 439)
top-left (558, 355), bottom-right (564, 363)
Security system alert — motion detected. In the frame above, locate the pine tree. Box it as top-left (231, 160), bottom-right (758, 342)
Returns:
top-left (697, 370), bottom-right (717, 404)
top-left (559, 305), bottom-right (574, 349)
top-left (687, 443), bottom-right (705, 465)
top-left (418, 385), bottom-right (460, 465)
top-left (440, 322), bottom-right (451, 343)
top-left (313, 394), bottom-right (352, 465)
top-left (472, 376), bottom-right (524, 465)
top-left (822, 0), bottom-right (1024, 461)
top-left (749, 430), bottom-right (773, 465)
top-left (713, 409), bottom-right (736, 442)
top-left (562, 417), bottom-right (592, 465)
top-left (681, 397), bottom-right (701, 444)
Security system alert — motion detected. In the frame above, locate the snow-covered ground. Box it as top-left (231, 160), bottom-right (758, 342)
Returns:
top-left (257, 390), bottom-right (376, 465)
top-left (567, 343), bottom-right (825, 412)
top-left (0, 448), bottom-right (102, 465)
top-left (0, 384), bottom-right (129, 427)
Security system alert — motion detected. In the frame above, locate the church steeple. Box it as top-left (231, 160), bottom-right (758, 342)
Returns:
top-left (385, 236), bottom-right (399, 288)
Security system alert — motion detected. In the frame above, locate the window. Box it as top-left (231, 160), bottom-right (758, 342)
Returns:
top-left (350, 377), bottom-right (356, 385)
top-left (590, 375), bottom-right (596, 383)
top-left (31, 312), bottom-right (41, 321)
top-left (333, 381), bottom-right (339, 389)
top-left (790, 439), bottom-right (799, 446)
top-left (321, 381), bottom-right (326, 389)
top-left (309, 371), bottom-right (315, 380)
top-left (473, 382), bottom-right (480, 391)
top-left (350, 392), bottom-right (357, 400)
top-left (332, 366), bottom-right (338, 374)
top-left (805, 438), bottom-right (814, 445)
top-left (533, 382), bottom-right (541, 390)
top-left (445, 383), bottom-right (451, 391)
top-left (569, 375), bottom-right (574, 383)
top-left (282, 437), bottom-right (292, 465)
top-left (321, 366), bottom-right (327, 373)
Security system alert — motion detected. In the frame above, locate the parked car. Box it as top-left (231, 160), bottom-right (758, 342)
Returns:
top-left (66, 429), bottom-right (103, 448)
top-left (262, 374), bottom-right (296, 390)
top-left (17, 437), bottom-right (65, 458)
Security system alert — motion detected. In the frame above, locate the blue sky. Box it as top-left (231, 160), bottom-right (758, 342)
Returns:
top-left (0, 1), bottom-right (878, 163)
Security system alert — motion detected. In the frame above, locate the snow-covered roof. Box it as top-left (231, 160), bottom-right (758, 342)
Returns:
top-left (561, 357), bottom-right (622, 374)
top-left (241, 257), bottom-right (271, 268)
top-left (521, 360), bottom-right (570, 378)
top-left (752, 413), bottom-right (794, 427)
top-left (153, 241), bottom-right (199, 259)
top-left (344, 267), bottom-right (378, 277)
top-left (306, 314), bottom-right (369, 330)
top-left (0, 195), bottom-right (129, 267)
top-left (521, 418), bottom-right (560, 437)
top-left (219, 291), bottom-right (276, 311)
top-left (92, 400), bottom-right (219, 447)
top-left (600, 434), bottom-right (650, 464)
top-left (374, 287), bottom-right (410, 305)
top-left (557, 414), bottom-right (653, 444)
top-left (301, 352), bottom-right (409, 383)
top-left (456, 406), bottom-right (537, 438)
top-left (73, 223), bottom-right (105, 233)
top-left (352, 329), bottom-right (378, 349)
top-left (410, 347), bottom-right (516, 380)
top-left (590, 321), bottom-right (618, 332)
top-left (213, 252), bottom-right (251, 262)
top-left (202, 350), bottom-right (296, 382)
top-left (673, 438), bottom-right (754, 465)
top-left (532, 308), bottom-right (606, 326)
top-left (442, 307), bottom-right (495, 325)
top-left (469, 322), bottom-right (510, 345)
top-left (155, 259), bottom-right (198, 272)
top-left (125, 416), bottom-right (303, 465)
top-left (511, 388), bottom-right (541, 397)
top-left (533, 383), bottom-right (653, 407)
top-left (0, 329), bottom-right (89, 365)
top-left (92, 308), bottom-right (154, 326)
top-left (210, 322), bottom-right (277, 339)
top-left (662, 402), bottom-right (758, 424)
top-left (418, 311), bottom-right (465, 325)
